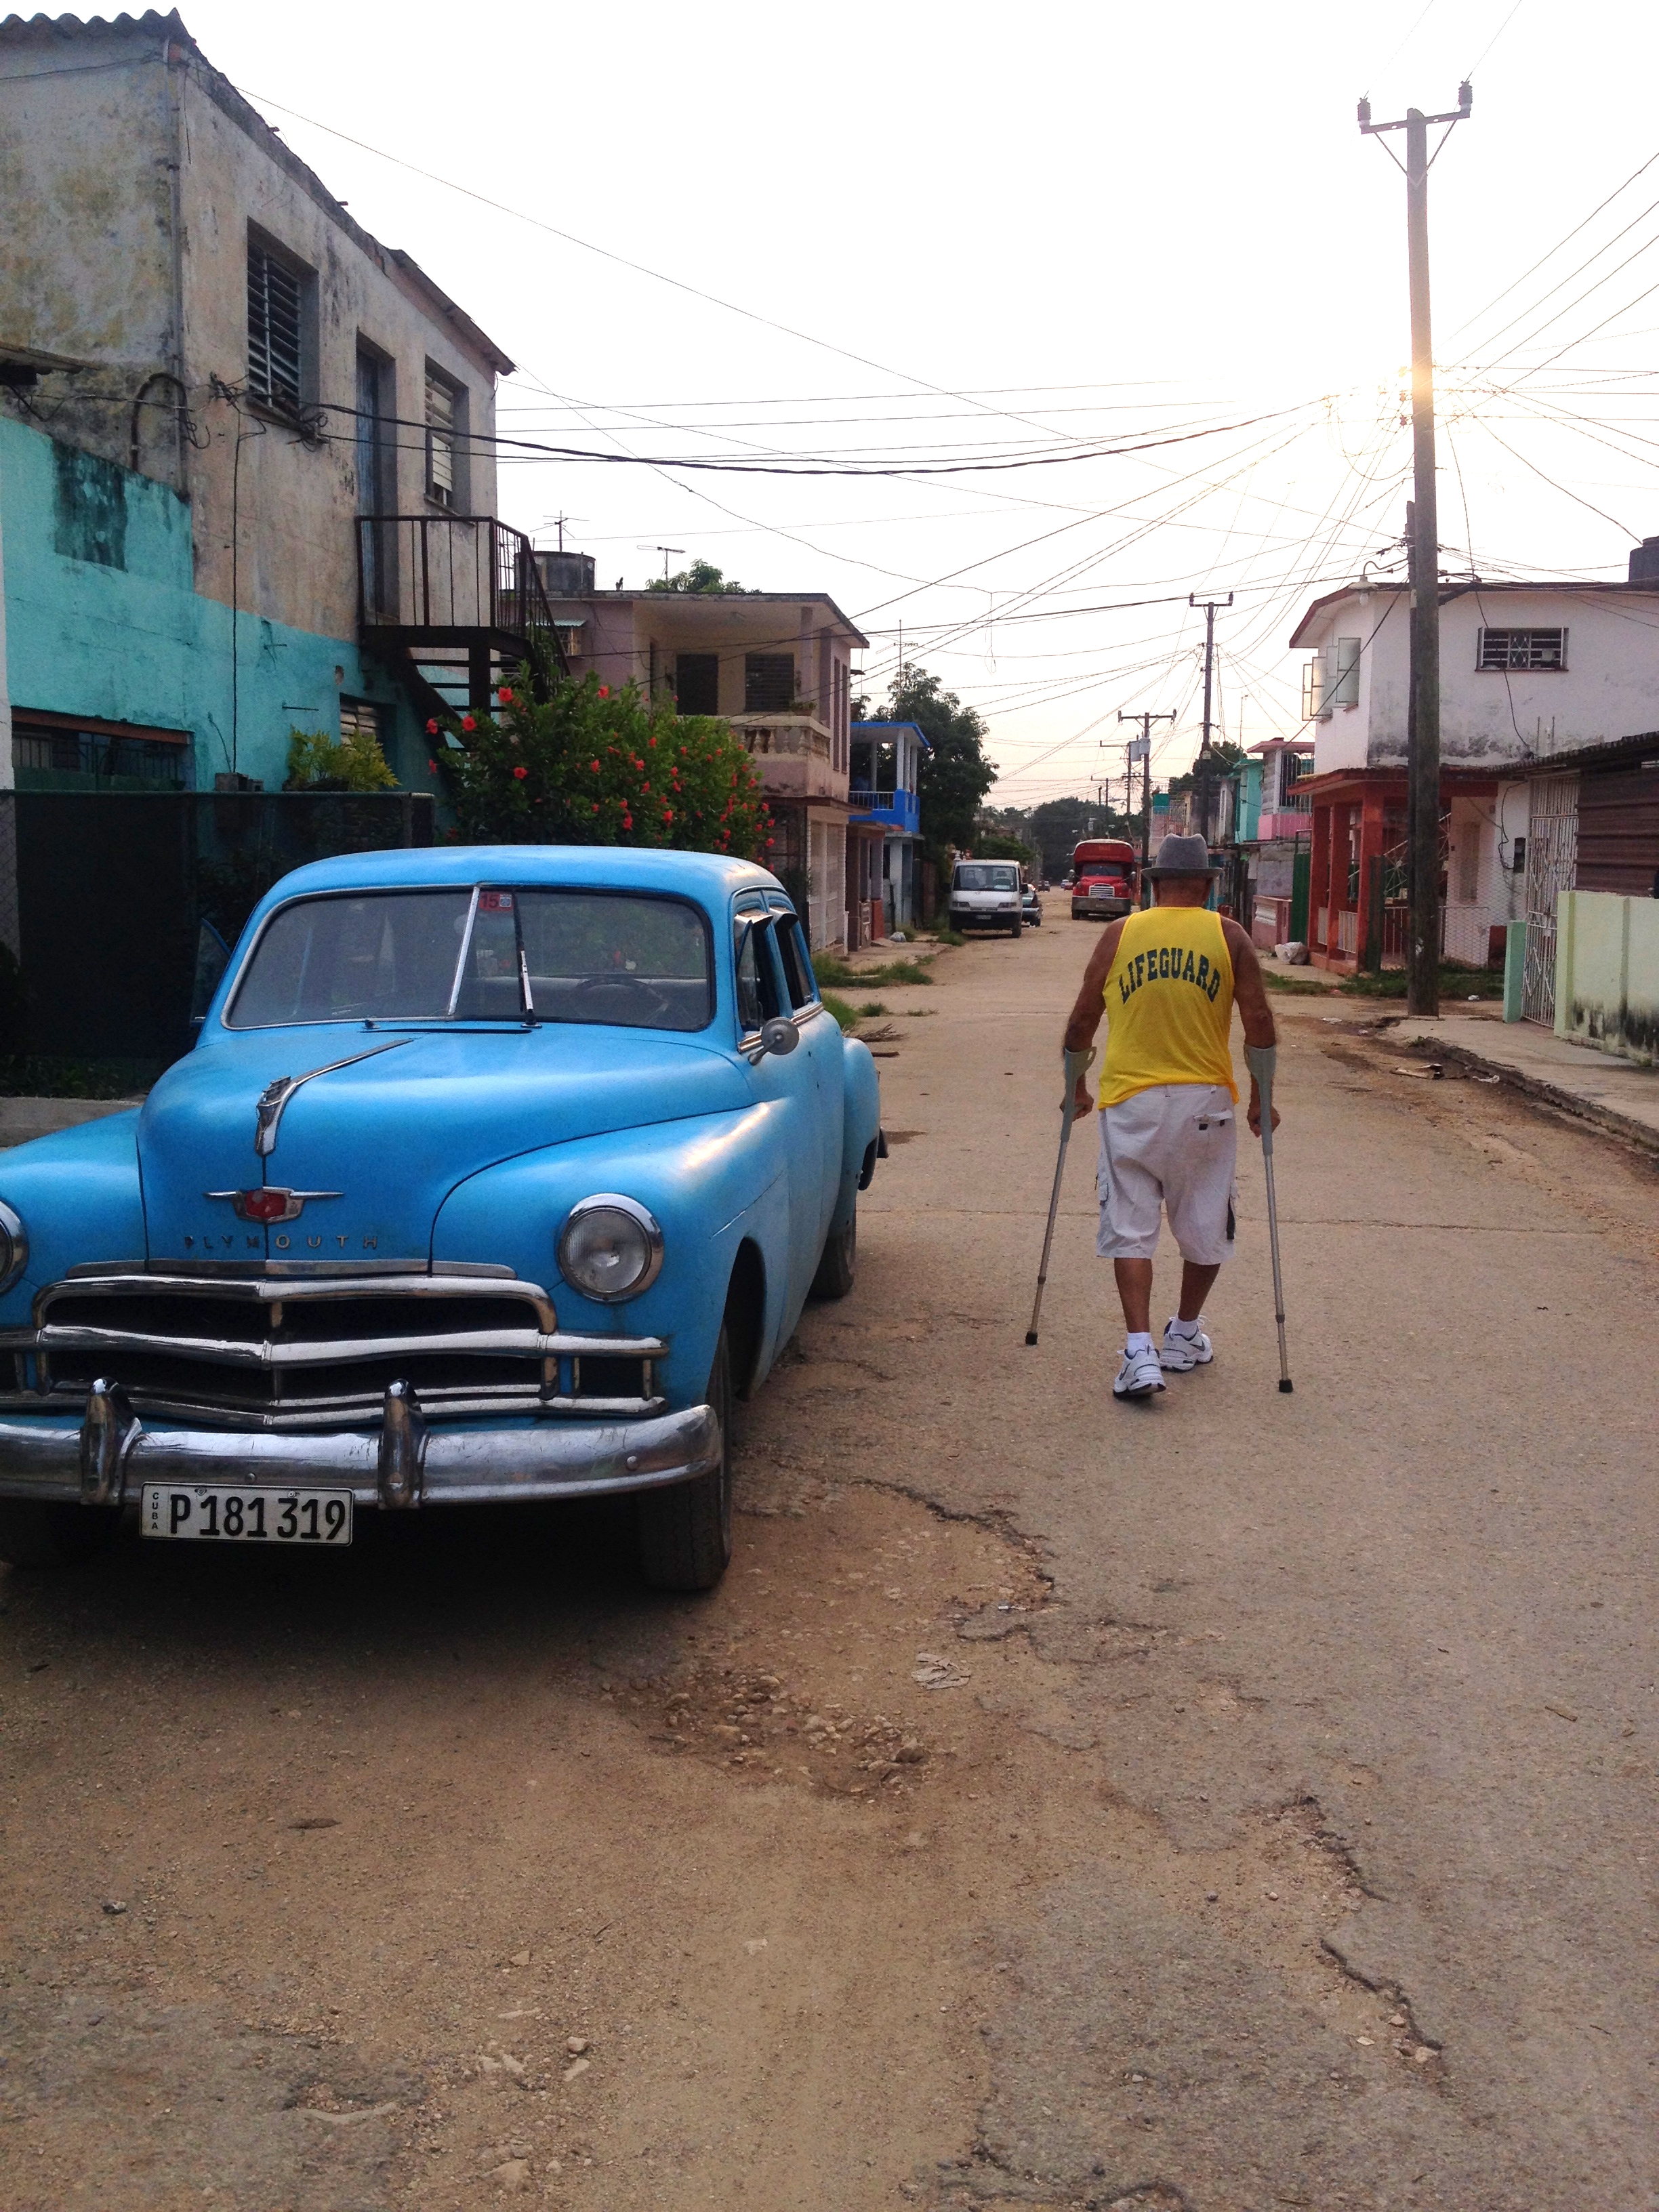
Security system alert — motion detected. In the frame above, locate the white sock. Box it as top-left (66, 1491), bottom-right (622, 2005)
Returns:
top-left (1168, 1315), bottom-right (1204, 1339)
top-left (1125, 1332), bottom-right (1154, 1354)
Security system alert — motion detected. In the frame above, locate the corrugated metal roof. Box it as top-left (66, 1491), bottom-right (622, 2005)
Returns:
top-left (0, 9), bottom-right (192, 45)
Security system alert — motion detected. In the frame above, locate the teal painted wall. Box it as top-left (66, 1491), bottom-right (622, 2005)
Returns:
top-left (0, 415), bottom-right (413, 790)
top-left (1237, 758), bottom-right (1262, 843)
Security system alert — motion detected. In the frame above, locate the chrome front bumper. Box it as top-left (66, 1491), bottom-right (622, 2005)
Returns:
top-left (0, 1380), bottom-right (721, 1513)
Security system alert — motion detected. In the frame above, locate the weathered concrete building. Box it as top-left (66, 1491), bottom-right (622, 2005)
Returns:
top-left (0, 7), bottom-right (539, 795)
top-left (541, 572), bottom-right (866, 947)
top-left (1290, 561), bottom-right (1659, 972)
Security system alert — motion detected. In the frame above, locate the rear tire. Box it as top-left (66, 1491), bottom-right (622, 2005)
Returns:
top-left (0, 1500), bottom-right (114, 1570)
top-left (636, 1327), bottom-right (733, 1593)
top-left (808, 1204), bottom-right (857, 1300)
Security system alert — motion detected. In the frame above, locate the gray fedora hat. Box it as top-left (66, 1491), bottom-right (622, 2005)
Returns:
top-left (1145, 832), bottom-right (1223, 878)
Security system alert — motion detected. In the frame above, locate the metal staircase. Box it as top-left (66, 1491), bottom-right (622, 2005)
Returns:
top-left (356, 515), bottom-right (566, 718)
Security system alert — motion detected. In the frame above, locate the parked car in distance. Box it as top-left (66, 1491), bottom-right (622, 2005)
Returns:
top-left (1071, 838), bottom-right (1141, 922)
top-left (949, 859), bottom-right (1024, 937)
top-left (1021, 883), bottom-right (1043, 928)
top-left (0, 847), bottom-right (884, 1593)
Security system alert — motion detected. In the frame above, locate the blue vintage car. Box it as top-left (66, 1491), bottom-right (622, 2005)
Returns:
top-left (0, 847), bottom-right (883, 1590)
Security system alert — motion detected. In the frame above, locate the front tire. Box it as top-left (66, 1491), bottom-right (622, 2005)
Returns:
top-left (637, 1327), bottom-right (733, 1593)
top-left (0, 1500), bottom-right (114, 1570)
top-left (808, 1204), bottom-right (857, 1300)
top-left (1008, 919), bottom-right (1023, 938)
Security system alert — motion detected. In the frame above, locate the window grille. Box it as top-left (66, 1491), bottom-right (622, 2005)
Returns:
top-left (426, 372), bottom-right (459, 506)
top-left (1477, 627), bottom-right (1565, 671)
top-left (744, 655), bottom-right (796, 713)
top-left (247, 239), bottom-right (304, 413)
top-left (13, 723), bottom-right (186, 787)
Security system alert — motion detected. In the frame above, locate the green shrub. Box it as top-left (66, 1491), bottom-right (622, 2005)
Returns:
top-left (813, 952), bottom-right (933, 989)
top-left (284, 725), bottom-right (399, 793)
top-left (868, 958), bottom-right (932, 987)
top-left (819, 990), bottom-right (858, 1032)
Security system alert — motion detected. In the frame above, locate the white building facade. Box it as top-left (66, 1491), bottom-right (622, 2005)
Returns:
top-left (1290, 567), bottom-right (1659, 966)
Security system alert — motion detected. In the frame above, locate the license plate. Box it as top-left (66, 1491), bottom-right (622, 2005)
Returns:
top-left (140, 1485), bottom-right (353, 1545)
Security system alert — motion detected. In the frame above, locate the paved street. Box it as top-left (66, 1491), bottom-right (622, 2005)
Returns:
top-left (3, 903), bottom-right (1656, 2211)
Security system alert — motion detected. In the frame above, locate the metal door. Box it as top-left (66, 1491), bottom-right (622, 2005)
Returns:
top-left (1521, 774), bottom-right (1578, 1025)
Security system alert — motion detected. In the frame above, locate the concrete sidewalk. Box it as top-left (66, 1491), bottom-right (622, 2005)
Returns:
top-left (0, 1097), bottom-right (142, 1149)
top-left (1386, 1010), bottom-right (1659, 1151)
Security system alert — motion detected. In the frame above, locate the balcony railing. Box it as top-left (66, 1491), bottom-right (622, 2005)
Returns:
top-left (729, 712), bottom-right (832, 762)
top-left (849, 783), bottom-right (920, 835)
top-left (357, 515), bottom-right (562, 663)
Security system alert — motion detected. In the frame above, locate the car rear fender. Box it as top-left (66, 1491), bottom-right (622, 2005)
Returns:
top-left (830, 1036), bottom-right (881, 1233)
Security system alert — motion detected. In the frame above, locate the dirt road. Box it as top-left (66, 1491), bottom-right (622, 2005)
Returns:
top-left (3, 904), bottom-right (1656, 2211)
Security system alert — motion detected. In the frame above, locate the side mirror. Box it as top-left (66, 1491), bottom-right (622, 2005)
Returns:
top-left (758, 1017), bottom-right (799, 1058)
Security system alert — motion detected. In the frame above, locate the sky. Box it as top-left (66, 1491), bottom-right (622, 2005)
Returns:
top-left (176, 0), bottom-right (1659, 806)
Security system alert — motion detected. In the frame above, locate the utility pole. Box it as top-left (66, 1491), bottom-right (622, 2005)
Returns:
top-left (1187, 594), bottom-right (1232, 845)
top-left (1360, 79), bottom-right (1472, 1016)
top-left (1119, 709), bottom-right (1174, 888)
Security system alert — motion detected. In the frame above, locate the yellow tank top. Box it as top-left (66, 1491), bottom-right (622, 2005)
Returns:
top-left (1099, 906), bottom-right (1237, 1107)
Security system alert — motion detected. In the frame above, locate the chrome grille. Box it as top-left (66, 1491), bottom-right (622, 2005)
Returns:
top-left (12, 1273), bottom-right (665, 1431)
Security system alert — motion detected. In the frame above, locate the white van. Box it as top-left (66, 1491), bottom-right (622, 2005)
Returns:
top-left (949, 859), bottom-right (1024, 937)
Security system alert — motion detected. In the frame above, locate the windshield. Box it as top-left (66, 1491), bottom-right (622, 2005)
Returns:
top-left (227, 888), bottom-right (714, 1032)
top-left (954, 863), bottom-right (1019, 891)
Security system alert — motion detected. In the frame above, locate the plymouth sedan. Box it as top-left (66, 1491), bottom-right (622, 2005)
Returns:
top-left (0, 848), bottom-right (883, 1591)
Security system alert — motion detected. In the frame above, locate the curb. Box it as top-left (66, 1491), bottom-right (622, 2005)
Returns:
top-left (1393, 1033), bottom-right (1659, 1160)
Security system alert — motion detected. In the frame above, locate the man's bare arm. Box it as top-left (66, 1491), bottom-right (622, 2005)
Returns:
top-left (1221, 919), bottom-right (1279, 1136)
top-left (1063, 918), bottom-right (1127, 1051)
top-left (1060, 918), bottom-right (1127, 1118)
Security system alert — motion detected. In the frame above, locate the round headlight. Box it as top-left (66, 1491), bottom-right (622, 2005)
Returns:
top-left (0, 1201), bottom-right (28, 1296)
top-left (557, 1195), bottom-right (663, 1303)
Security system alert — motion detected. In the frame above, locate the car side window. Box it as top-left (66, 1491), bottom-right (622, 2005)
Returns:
top-left (736, 914), bottom-right (790, 1038)
top-left (773, 913), bottom-right (817, 1010)
top-left (734, 921), bottom-right (765, 1034)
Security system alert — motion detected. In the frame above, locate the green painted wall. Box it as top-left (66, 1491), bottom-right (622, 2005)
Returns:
top-left (0, 415), bottom-right (413, 790)
top-left (1554, 888), bottom-right (1659, 1065)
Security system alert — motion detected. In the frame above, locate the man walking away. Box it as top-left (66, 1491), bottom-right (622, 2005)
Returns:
top-left (1061, 834), bottom-right (1280, 1400)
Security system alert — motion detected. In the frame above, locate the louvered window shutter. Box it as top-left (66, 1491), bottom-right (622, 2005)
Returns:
top-left (426, 373), bottom-right (457, 506)
top-left (247, 242), bottom-right (303, 411)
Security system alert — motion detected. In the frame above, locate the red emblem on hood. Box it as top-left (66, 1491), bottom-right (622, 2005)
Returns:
top-left (205, 1187), bottom-right (342, 1224)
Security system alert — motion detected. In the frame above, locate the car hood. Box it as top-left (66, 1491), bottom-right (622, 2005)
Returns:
top-left (138, 1025), bottom-right (750, 1267)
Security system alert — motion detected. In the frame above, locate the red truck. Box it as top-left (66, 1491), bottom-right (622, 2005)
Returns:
top-left (1070, 839), bottom-right (1140, 922)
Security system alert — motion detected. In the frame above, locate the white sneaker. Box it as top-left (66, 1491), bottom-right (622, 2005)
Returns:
top-left (1160, 1318), bottom-right (1214, 1372)
top-left (1113, 1343), bottom-right (1166, 1398)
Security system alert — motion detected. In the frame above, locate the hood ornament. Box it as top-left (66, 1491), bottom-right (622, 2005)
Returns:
top-left (205, 1187), bottom-right (343, 1224)
top-left (253, 1039), bottom-right (409, 1157)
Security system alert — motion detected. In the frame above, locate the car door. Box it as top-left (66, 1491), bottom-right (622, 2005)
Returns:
top-left (768, 897), bottom-right (842, 1250)
top-left (733, 894), bottom-right (821, 1323)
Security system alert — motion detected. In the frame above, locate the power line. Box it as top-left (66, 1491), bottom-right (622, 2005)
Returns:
top-left (237, 84), bottom-right (1086, 448)
top-left (1446, 146), bottom-right (1659, 345)
top-left (1465, 0), bottom-right (1526, 79)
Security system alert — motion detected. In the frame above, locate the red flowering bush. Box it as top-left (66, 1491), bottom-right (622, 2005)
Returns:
top-left (432, 671), bottom-right (771, 858)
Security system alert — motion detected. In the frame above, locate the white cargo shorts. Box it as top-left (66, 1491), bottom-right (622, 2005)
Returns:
top-left (1095, 1082), bottom-right (1239, 1266)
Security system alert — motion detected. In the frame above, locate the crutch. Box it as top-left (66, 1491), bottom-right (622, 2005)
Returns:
top-left (1025, 1047), bottom-right (1095, 1346)
top-left (1244, 1042), bottom-right (1293, 1393)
